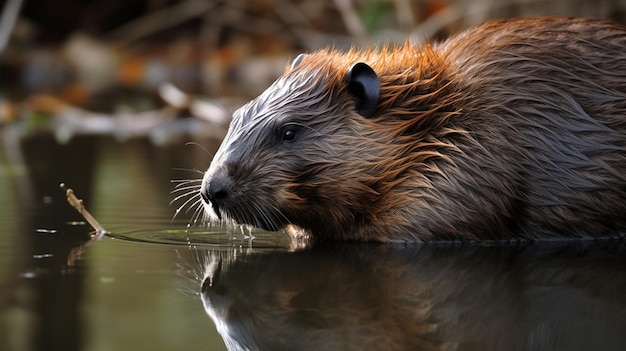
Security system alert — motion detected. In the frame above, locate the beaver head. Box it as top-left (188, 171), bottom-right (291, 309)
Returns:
top-left (200, 47), bottom-right (455, 241)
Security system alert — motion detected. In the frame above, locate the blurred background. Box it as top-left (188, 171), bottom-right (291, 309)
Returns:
top-left (1, 2), bottom-right (626, 351)
top-left (2, 0), bottom-right (626, 134)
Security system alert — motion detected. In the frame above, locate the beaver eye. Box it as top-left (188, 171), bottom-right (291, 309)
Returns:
top-left (280, 126), bottom-right (298, 142)
top-left (283, 129), bottom-right (296, 141)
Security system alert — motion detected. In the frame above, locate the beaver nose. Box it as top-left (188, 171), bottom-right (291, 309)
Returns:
top-left (201, 168), bottom-right (232, 218)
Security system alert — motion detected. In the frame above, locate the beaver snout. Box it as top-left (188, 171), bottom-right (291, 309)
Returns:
top-left (200, 168), bottom-right (232, 220)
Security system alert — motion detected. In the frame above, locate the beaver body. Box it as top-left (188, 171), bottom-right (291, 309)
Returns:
top-left (201, 17), bottom-right (626, 242)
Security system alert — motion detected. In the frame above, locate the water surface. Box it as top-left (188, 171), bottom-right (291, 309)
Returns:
top-left (1, 136), bottom-right (625, 351)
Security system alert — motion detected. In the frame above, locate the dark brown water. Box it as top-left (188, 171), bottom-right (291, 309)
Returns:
top-left (1, 135), bottom-right (626, 351)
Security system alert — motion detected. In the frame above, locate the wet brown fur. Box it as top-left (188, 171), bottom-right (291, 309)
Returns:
top-left (203, 17), bottom-right (626, 242)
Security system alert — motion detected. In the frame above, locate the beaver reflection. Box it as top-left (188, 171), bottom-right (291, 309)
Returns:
top-left (200, 243), bottom-right (626, 351)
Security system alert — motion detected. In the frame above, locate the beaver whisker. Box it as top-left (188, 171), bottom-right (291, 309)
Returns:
top-left (243, 202), bottom-right (264, 227)
top-left (170, 184), bottom-right (200, 199)
top-left (182, 195), bottom-right (205, 215)
top-left (172, 192), bottom-right (202, 221)
top-left (197, 205), bottom-right (214, 228)
top-left (232, 205), bottom-right (250, 228)
top-left (171, 178), bottom-right (200, 183)
top-left (171, 178), bottom-right (203, 187)
top-left (171, 183), bottom-right (203, 196)
top-left (186, 200), bottom-right (202, 225)
top-left (170, 186), bottom-right (201, 205)
top-left (172, 167), bottom-right (206, 175)
top-left (170, 178), bottom-right (201, 218)
top-left (171, 183), bottom-right (202, 194)
top-left (219, 197), bottom-right (282, 232)
top-left (253, 201), bottom-right (285, 231)
top-left (266, 203), bottom-right (292, 226)
top-left (190, 199), bottom-right (208, 227)
top-left (170, 178), bottom-right (203, 209)
top-left (184, 141), bottom-right (216, 158)
top-left (171, 178), bottom-right (202, 184)
top-left (250, 202), bottom-right (273, 229)
top-left (264, 202), bottom-right (293, 231)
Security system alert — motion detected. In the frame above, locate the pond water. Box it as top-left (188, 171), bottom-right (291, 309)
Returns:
top-left (1, 135), bottom-right (626, 351)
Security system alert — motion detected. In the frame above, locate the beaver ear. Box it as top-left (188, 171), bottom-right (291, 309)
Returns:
top-left (346, 62), bottom-right (379, 118)
top-left (291, 53), bottom-right (306, 69)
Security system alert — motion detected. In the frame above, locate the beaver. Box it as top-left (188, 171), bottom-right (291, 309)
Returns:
top-left (200, 16), bottom-right (626, 242)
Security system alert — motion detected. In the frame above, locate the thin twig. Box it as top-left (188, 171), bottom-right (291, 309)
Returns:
top-left (60, 183), bottom-right (108, 235)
